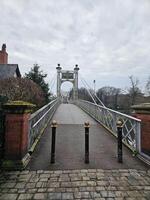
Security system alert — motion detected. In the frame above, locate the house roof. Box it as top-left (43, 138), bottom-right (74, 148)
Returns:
top-left (0, 64), bottom-right (21, 79)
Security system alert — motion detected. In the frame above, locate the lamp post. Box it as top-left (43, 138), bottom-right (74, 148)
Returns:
top-left (93, 80), bottom-right (96, 95)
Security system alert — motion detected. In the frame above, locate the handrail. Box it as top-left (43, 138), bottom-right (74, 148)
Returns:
top-left (32, 101), bottom-right (58, 128)
top-left (81, 100), bottom-right (141, 122)
top-left (75, 99), bottom-right (141, 154)
top-left (30, 99), bottom-right (57, 120)
top-left (28, 98), bottom-right (60, 149)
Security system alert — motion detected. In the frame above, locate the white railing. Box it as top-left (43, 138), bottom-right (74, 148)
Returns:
top-left (75, 100), bottom-right (141, 154)
top-left (28, 98), bottom-right (60, 150)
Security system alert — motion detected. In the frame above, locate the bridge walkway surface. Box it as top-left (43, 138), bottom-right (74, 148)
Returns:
top-left (27, 104), bottom-right (148, 171)
top-left (0, 104), bottom-right (150, 200)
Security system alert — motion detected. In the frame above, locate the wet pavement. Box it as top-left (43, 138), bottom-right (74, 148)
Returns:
top-left (0, 169), bottom-right (150, 199)
top-left (0, 104), bottom-right (149, 200)
top-left (27, 104), bottom-right (148, 170)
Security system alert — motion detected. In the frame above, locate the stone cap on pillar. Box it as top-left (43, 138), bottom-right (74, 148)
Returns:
top-left (3, 101), bottom-right (36, 114)
top-left (132, 103), bottom-right (150, 114)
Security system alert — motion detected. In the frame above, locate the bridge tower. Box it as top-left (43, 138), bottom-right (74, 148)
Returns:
top-left (56, 64), bottom-right (79, 100)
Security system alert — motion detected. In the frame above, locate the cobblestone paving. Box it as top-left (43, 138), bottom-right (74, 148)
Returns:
top-left (0, 169), bottom-right (150, 199)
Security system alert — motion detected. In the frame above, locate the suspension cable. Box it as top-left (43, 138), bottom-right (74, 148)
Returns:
top-left (80, 74), bottom-right (105, 107)
top-left (79, 74), bottom-right (105, 107)
top-left (49, 73), bottom-right (56, 88)
top-left (49, 73), bottom-right (56, 94)
top-left (50, 78), bottom-right (56, 94)
top-left (79, 74), bottom-right (115, 119)
top-left (80, 78), bottom-right (97, 104)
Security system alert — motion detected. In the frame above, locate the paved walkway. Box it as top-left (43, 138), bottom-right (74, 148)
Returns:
top-left (0, 169), bottom-right (150, 199)
top-left (0, 104), bottom-right (150, 200)
top-left (27, 104), bottom-right (148, 170)
top-left (51, 104), bottom-right (97, 125)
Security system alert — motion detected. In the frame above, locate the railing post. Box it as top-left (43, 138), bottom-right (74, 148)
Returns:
top-left (51, 120), bottom-right (57, 164)
top-left (84, 121), bottom-right (90, 163)
top-left (116, 119), bottom-right (123, 163)
top-left (135, 121), bottom-right (141, 154)
top-left (113, 114), bottom-right (117, 134)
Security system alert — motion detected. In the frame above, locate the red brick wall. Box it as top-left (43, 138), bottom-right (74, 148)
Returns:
top-left (133, 113), bottom-right (150, 154)
top-left (5, 113), bottom-right (30, 160)
top-left (0, 50), bottom-right (8, 64)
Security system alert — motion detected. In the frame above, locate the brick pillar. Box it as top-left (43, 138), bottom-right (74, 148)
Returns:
top-left (2, 101), bottom-right (35, 169)
top-left (132, 103), bottom-right (150, 156)
top-left (0, 44), bottom-right (8, 64)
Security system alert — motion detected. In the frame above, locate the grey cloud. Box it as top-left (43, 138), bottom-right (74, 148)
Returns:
top-left (0, 0), bottom-right (150, 92)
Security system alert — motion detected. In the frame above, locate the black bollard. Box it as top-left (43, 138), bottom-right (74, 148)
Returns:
top-left (84, 122), bottom-right (90, 164)
top-left (51, 120), bottom-right (57, 164)
top-left (116, 120), bottom-right (123, 163)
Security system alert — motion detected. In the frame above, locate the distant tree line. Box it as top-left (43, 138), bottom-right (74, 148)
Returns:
top-left (70, 75), bottom-right (150, 113)
top-left (0, 62), bottom-right (149, 113)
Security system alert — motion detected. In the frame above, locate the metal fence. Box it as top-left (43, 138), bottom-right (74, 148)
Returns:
top-left (28, 98), bottom-right (60, 150)
top-left (75, 100), bottom-right (141, 154)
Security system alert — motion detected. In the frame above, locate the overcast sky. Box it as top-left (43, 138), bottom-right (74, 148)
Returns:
top-left (0, 0), bottom-right (150, 93)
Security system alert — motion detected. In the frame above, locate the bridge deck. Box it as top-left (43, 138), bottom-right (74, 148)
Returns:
top-left (27, 104), bottom-right (148, 170)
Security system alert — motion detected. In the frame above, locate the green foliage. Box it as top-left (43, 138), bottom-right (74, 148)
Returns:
top-left (25, 64), bottom-right (51, 104)
top-left (0, 95), bottom-right (8, 109)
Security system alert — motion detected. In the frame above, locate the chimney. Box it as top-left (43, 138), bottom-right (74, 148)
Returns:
top-left (0, 44), bottom-right (8, 64)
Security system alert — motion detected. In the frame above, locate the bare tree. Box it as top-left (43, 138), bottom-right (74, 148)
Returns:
top-left (146, 76), bottom-right (150, 96)
top-left (128, 76), bottom-right (142, 105)
top-left (96, 86), bottom-right (121, 109)
top-left (78, 87), bottom-right (93, 102)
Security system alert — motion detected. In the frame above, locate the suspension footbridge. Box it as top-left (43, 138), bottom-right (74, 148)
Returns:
top-left (27, 103), bottom-right (147, 170)
top-left (0, 65), bottom-right (150, 200)
top-left (25, 65), bottom-right (149, 170)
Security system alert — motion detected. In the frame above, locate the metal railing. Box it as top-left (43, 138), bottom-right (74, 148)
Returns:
top-left (75, 100), bottom-right (141, 154)
top-left (28, 98), bottom-right (60, 150)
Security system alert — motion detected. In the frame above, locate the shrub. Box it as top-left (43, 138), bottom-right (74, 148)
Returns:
top-left (0, 78), bottom-right (45, 107)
